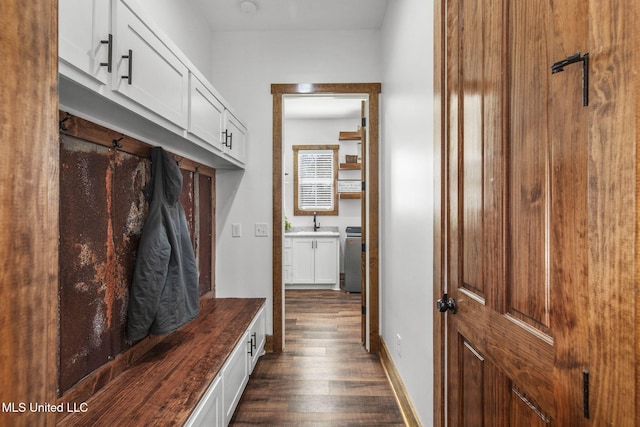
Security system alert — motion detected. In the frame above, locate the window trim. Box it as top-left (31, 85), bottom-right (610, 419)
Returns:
top-left (293, 144), bottom-right (339, 216)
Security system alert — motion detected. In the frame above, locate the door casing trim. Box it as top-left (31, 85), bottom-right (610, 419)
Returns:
top-left (271, 83), bottom-right (381, 353)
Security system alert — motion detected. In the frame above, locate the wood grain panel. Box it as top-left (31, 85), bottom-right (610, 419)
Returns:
top-left (461, 341), bottom-right (484, 427)
top-left (508, 0), bottom-right (551, 331)
top-left (447, 0), bottom-right (461, 293)
top-left (0, 1), bottom-right (58, 425)
top-left (588, 0), bottom-right (638, 424)
top-left (510, 388), bottom-right (550, 426)
top-left (460, 0), bottom-right (484, 297)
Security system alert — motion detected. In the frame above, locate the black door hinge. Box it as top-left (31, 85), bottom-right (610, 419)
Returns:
top-left (361, 243), bottom-right (366, 252)
top-left (583, 370), bottom-right (590, 419)
top-left (361, 306), bottom-right (366, 315)
top-left (362, 181), bottom-right (366, 191)
top-left (362, 117), bottom-right (367, 128)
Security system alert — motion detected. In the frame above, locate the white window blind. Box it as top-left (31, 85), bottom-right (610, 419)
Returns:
top-left (298, 150), bottom-right (334, 211)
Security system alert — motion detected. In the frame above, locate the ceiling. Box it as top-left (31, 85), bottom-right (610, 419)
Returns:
top-left (192, 0), bottom-right (389, 32)
top-left (190, 0), bottom-right (386, 119)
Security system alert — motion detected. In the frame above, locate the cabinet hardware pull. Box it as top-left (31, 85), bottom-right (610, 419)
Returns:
top-left (100, 34), bottom-right (113, 73)
top-left (121, 49), bottom-right (133, 85)
top-left (247, 339), bottom-right (254, 357)
top-left (251, 332), bottom-right (257, 350)
top-left (223, 131), bottom-right (233, 149)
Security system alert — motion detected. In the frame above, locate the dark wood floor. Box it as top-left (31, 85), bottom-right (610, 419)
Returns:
top-left (230, 290), bottom-right (405, 426)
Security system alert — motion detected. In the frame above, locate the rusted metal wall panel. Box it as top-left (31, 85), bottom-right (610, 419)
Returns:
top-left (59, 137), bottom-right (115, 393)
top-left (180, 168), bottom-right (195, 249)
top-left (110, 151), bottom-right (150, 356)
top-left (198, 174), bottom-right (213, 295)
top-left (59, 135), bottom-right (213, 395)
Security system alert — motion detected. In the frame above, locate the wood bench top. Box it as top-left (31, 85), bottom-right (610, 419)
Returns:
top-left (57, 297), bottom-right (265, 426)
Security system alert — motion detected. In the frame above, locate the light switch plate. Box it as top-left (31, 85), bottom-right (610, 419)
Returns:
top-left (255, 223), bottom-right (269, 237)
top-left (232, 223), bottom-right (242, 237)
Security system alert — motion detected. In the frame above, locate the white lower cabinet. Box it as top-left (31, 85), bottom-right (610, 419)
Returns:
top-left (185, 375), bottom-right (223, 427)
top-left (248, 306), bottom-right (266, 373)
top-left (186, 305), bottom-right (266, 427)
top-left (222, 330), bottom-right (250, 425)
top-left (283, 238), bottom-right (293, 284)
top-left (290, 235), bottom-right (340, 287)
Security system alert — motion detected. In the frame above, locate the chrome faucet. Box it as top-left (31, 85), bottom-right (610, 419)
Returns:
top-left (313, 211), bottom-right (320, 231)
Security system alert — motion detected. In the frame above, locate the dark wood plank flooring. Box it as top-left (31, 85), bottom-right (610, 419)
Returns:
top-left (230, 290), bottom-right (405, 426)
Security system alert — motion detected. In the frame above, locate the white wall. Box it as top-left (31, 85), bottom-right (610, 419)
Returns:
top-left (380, 0), bottom-right (435, 424)
top-left (136, 0), bottom-right (214, 78)
top-left (208, 30), bottom-right (382, 334)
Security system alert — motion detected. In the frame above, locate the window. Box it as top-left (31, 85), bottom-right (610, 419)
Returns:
top-left (293, 145), bottom-right (339, 216)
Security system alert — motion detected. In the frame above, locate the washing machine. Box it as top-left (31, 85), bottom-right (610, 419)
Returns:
top-left (343, 226), bottom-right (361, 293)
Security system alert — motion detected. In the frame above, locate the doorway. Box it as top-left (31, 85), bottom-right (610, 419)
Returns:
top-left (271, 83), bottom-right (381, 353)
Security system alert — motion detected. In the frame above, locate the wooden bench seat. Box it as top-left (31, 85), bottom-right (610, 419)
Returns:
top-left (57, 297), bottom-right (265, 426)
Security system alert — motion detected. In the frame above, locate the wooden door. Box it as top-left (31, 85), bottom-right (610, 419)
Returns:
top-left (435, 0), bottom-right (639, 425)
top-left (360, 100), bottom-right (368, 344)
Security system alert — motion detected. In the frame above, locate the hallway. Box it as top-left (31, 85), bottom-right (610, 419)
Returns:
top-left (230, 290), bottom-right (405, 426)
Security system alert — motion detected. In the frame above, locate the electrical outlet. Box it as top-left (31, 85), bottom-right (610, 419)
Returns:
top-left (396, 334), bottom-right (402, 357)
top-left (255, 223), bottom-right (269, 237)
top-left (232, 223), bottom-right (242, 237)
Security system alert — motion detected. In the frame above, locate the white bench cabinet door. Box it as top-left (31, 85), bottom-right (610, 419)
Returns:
top-left (112, 0), bottom-right (189, 128)
top-left (222, 330), bottom-right (250, 425)
top-left (59, 0), bottom-right (111, 85)
top-left (189, 74), bottom-right (225, 152)
top-left (184, 375), bottom-right (223, 427)
top-left (248, 306), bottom-right (266, 373)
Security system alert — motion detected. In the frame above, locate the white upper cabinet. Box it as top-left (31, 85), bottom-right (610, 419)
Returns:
top-left (223, 110), bottom-right (247, 165)
top-left (59, 0), bottom-right (111, 86)
top-left (112, 0), bottom-right (189, 129)
top-left (188, 74), bottom-right (225, 153)
top-left (58, 0), bottom-right (247, 169)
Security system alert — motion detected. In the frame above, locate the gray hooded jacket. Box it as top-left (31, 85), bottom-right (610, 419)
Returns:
top-left (127, 147), bottom-right (199, 341)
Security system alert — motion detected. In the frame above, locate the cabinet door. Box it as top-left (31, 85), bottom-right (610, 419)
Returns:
top-left (222, 330), bottom-right (250, 425)
top-left (223, 110), bottom-right (247, 164)
top-left (112, 0), bottom-right (188, 128)
top-left (189, 74), bottom-right (225, 152)
top-left (248, 306), bottom-right (266, 373)
top-left (314, 238), bottom-right (339, 284)
top-left (59, 0), bottom-right (111, 85)
top-left (283, 239), bottom-right (293, 284)
top-left (184, 375), bottom-right (223, 427)
top-left (291, 238), bottom-right (315, 284)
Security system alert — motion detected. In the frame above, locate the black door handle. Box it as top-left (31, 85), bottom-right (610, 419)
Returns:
top-left (437, 293), bottom-right (457, 314)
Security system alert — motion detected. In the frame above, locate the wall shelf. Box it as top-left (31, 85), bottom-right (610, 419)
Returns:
top-left (339, 131), bottom-right (361, 141)
top-left (339, 193), bottom-right (361, 199)
top-left (339, 163), bottom-right (361, 170)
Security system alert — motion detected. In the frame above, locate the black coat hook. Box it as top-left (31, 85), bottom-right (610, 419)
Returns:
top-left (112, 135), bottom-right (124, 149)
top-left (551, 52), bottom-right (589, 106)
top-left (59, 113), bottom-right (71, 131)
